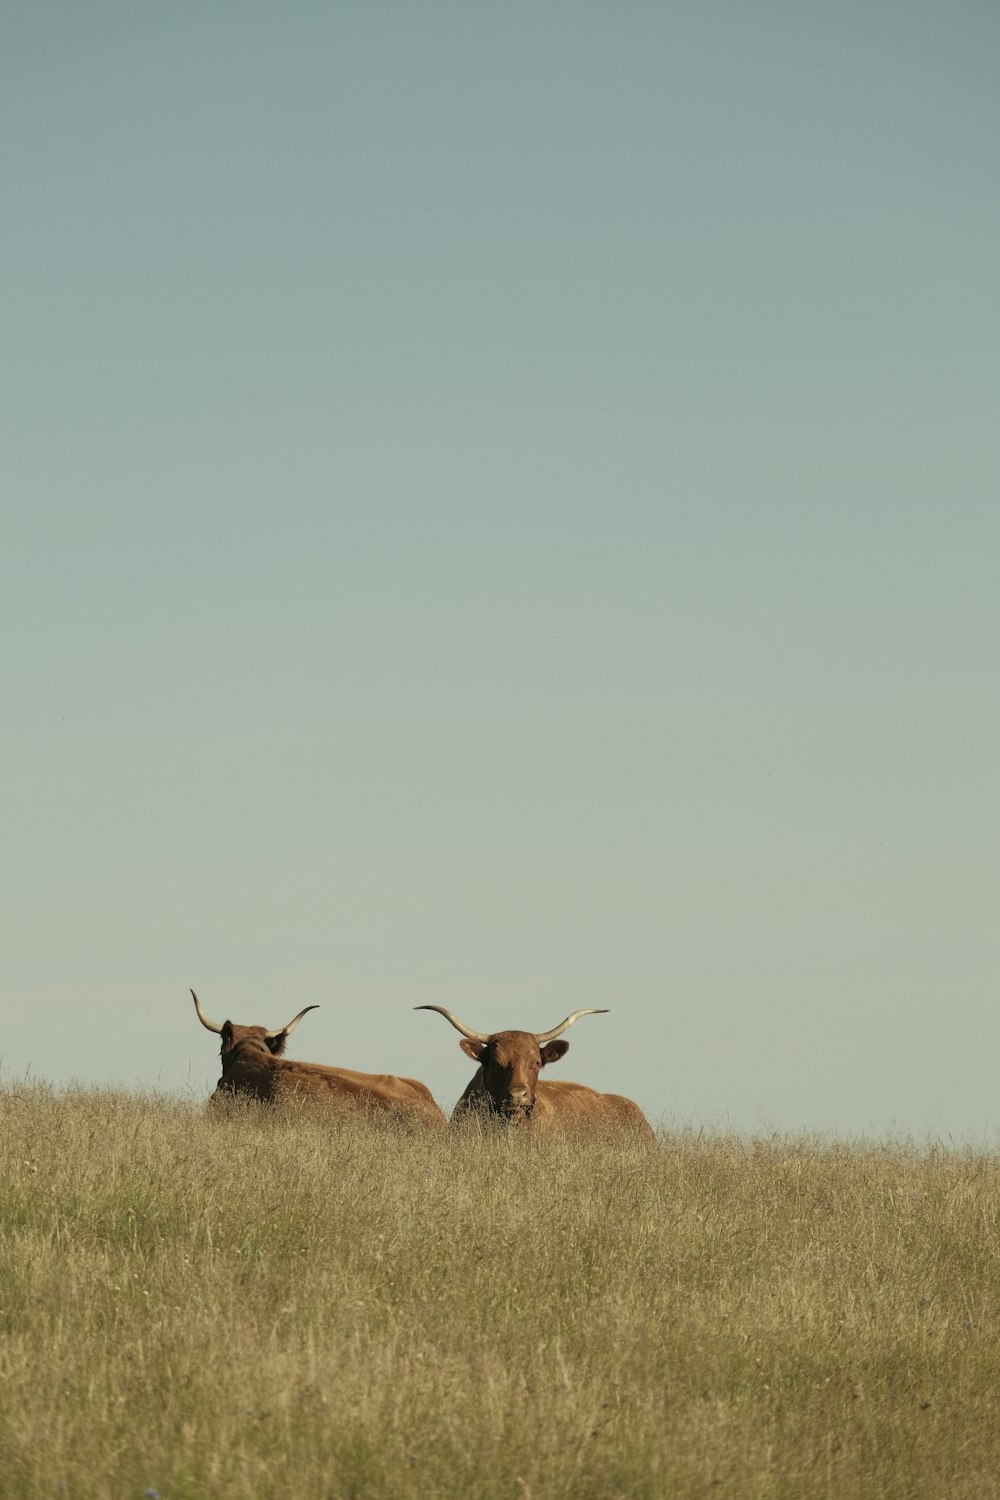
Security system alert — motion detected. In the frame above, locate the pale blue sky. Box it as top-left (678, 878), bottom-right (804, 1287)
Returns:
top-left (3, 1), bottom-right (998, 1136)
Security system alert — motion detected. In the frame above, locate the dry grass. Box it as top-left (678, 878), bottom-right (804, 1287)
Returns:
top-left (2, 1084), bottom-right (1000, 1499)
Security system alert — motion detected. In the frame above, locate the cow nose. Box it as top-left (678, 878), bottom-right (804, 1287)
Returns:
top-left (508, 1087), bottom-right (530, 1106)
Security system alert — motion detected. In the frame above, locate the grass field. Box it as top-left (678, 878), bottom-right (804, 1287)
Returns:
top-left (2, 1084), bottom-right (1000, 1499)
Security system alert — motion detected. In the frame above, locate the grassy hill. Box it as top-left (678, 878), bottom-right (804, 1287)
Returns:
top-left (2, 1084), bottom-right (999, 1499)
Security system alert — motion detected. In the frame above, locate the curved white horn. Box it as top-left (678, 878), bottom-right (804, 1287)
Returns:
top-left (265, 1005), bottom-right (319, 1040)
top-left (414, 1005), bottom-right (491, 1043)
top-left (533, 1008), bottom-right (609, 1043)
top-left (191, 989), bottom-right (224, 1034)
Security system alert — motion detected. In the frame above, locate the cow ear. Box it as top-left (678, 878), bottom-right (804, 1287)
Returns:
top-left (221, 1021), bottom-right (234, 1050)
top-left (459, 1038), bottom-right (486, 1062)
top-left (539, 1039), bottom-right (569, 1067)
top-left (267, 1031), bottom-right (289, 1056)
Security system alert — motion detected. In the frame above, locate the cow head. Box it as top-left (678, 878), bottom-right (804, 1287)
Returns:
top-left (416, 1005), bottom-right (607, 1122)
top-left (191, 989), bottom-right (318, 1063)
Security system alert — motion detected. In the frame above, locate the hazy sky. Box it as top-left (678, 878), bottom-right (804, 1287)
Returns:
top-left (4, 1), bottom-right (998, 1137)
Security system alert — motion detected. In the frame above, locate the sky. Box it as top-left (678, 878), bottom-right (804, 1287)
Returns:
top-left (3, 0), bottom-right (998, 1138)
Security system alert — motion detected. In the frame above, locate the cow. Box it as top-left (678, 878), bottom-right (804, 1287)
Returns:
top-left (191, 990), bottom-right (446, 1126)
top-left (415, 1004), bottom-right (654, 1139)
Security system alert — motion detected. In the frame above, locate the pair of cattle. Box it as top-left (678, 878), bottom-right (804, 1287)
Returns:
top-left (192, 990), bottom-right (653, 1139)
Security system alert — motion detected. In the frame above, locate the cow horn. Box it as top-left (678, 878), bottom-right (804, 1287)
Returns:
top-left (414, 1005), bottom-right (491, 1043)
top-left (533, 1008), bottom-right (609, 1043)
top-left (191, 989), bottom-right (224, 1034)
top-left (264, 1005), bottom-right (319, 1040)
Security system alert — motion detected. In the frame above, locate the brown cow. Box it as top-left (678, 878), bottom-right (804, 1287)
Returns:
top-left (192, 990), bottom-right (446, 1126)
top-left (415, 1004), bottom-right (654, 1139)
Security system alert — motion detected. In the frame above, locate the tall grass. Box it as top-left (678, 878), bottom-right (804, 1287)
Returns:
top-left (2, 1084), bottom-right (1000, 1499)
